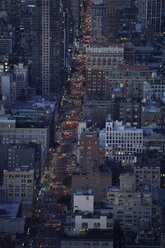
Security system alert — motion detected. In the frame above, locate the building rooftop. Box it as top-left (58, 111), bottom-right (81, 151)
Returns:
top-left (118, 65), bottom-right (150, 70)
top-left (144, 134), bottom-right (165, 141)
top-left (106, 119), bottom-right (143, 133)
top-left (0, 199), bottom-right (21, 218)
top-left (73, 209), bottom-right (113, 219)
top-left (134, 46), bottom-right (154, 52)
top-left (61, 236), bottom-right (113, 241)
top-left (86, 45), bottom-right (124, 54)
top-left (152, 186), bottom-right (165, 207)
top-left (107, 187), bottom-right (120, 192)
top-left (4, 168), bottom-right (34, 173)
top-left (74, 189), bottom-right (93, 196)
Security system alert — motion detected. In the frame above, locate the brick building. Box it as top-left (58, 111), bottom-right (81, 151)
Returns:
top-left (77, 131), bottom-right (105, 172)
top-left (72, 161), bottom-right (112, 202)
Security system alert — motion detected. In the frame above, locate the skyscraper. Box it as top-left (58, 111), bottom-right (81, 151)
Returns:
top-left (0, 0), bottom-right (21, 26)
top-left (32, 0), bottom-right (63, 96)
top-left (137, 0), bottom-right (163, 33)
top-left (70, 0), bottom-right (80, 36)
top-left (91, 0), bottom-right (107, 38)
top-left (61, 0), bottom-right (74, 68)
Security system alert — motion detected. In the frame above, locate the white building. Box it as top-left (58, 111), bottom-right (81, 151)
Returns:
top-left (105, 117), bottom-right (143, 165)
top-left (73, 189), bottom-right (94, 213)
top-left (75, 215), bottom-right (110, 234)
top-left (71, 190), bottom-right (113, 235)
top-left (86, 45), bottom-right (124, 70)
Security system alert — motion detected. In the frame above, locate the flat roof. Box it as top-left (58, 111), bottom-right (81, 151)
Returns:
top-left (0, 199), bottom-right (21, 217)
top-left (118, 65), bottom-right (150, 70)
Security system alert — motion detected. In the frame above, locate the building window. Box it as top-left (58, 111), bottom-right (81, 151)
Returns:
top-left (108, 58), bottom-right (111, 65)
top-left (94, 223), bottom-right (100, 229)
top-left (82, 223), bottom-right (88, 229)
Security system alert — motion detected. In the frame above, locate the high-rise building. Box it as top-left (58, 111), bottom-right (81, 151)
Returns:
top-left (137, 0), bottom-right (163, 33)
top-left (71, 190), bottom-right (113, 235)
top-left (77, 130), bottom-right (105, 172)
top-left (85, 45), bottom-right (124, 96)
top-left (32, 0), bottom-right (63, 96)
top-left (3, 168), bottom-right (34, 202)
top-left (105, 117), bottom-right (143, 165)
top-left (0, 38), bottom-right (12, 56)
top-left (70, 0), bottom-right (80, 36)
top-left (72, 161), bottom-right (112, 202)
top-left (105, 65), bottom-right (154, 99)
top-left (14, 63), bottom-right (28, 100)
top-left (111, 98), bottom-right (142, 128)
top-left (3, 168), bottom-right (34, 216)
top-left (0, 143), bottom-right (44, 181)
top-left (106, 0), bottom-right (131, 41)
top-left (134, 163), bottom-right (160, 191)
top-left (61, 0), bottom-right (74, 68)
top-left (86, 46), bottom-right (124, 70)
top-left (1, 74), bottom-right (16, 101)
top-left (0, 0), bottom-right (21, 26)
top-left (91, 0), bottom-right (107, 38)
top-left (107, 174), bottom-right (152, 231)
top-left (0, 113), bottom-right (49, 151)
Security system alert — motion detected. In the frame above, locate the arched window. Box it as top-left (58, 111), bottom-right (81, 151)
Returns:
top-left (103, 58), bottom-right (106, 66)
top-left (87, 58), bottom-right (91, 65)
top-left (97, 58), bottom-right (101, 66)
top-left (113, 58), bottom-right (116, 65)
top-left (93, 58), bottom-right (96, 65)
top-left (108, 58), bottom-right (111, 65)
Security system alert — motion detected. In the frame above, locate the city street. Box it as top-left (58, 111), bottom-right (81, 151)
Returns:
top-left (26, 35), bottom-right (87, 248)
top-left (23, 1), bottom-right (93, 246)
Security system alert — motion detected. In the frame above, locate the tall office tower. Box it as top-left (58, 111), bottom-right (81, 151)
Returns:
top-left (0, 0), bottom-right (21, 54)
top-left (32, 0), bottom-right (63, 96)
top-left (106, 1), bottom-right (117, 41)
top-left (91, 0), bottom-right (107, 38)
top-left (162, 0), bottom-right (165, 32)
top-left (0, 0), bottom-right (21, 26)
top-left (137, 0), bottom-right (163, 33)
top-left (14, 63), bottom-right (28, 100)
top-left (24, 0), bottom-right (36, 6)
top-left (70, 0), bottom-right (80, 37)
top-left (106, 0), bottom-right (131, 41)
top-left (61, 0), bottom-right (74, 68)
